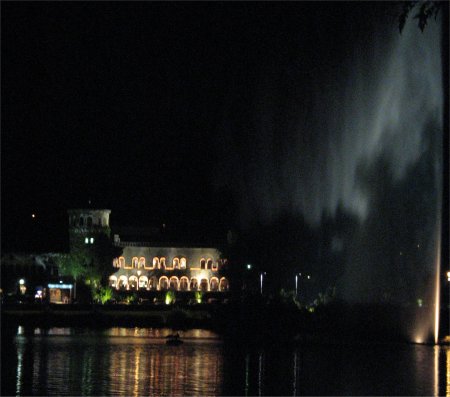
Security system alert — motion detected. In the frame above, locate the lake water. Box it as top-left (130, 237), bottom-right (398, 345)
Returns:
top-left (2, 326), bottom-right (449, 396)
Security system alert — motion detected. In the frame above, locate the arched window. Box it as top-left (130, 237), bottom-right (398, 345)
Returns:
top-left (219, 277), bottom-right (229, 292)
top-left (79, 217), bottom-right (84, 226)
top-left (200, 278), bottom-right (209, 292)
top-left (211, 260), bottom-right (218, 271)
top-left (139, 276), bottom-right (148, 289)
top-left (153, 257), bottom-right (160, 269)
top-left (160, 257), bottom-right (166, 270)
top-left (149, 276), bottom-right (158, 291)
top-left (169, 276), bottom-right (179, 290)
top-left (87, 217), bottom-right (93, 227)
top-left (179, 276), bottom-right (189, 291)
top-left (210, 277), bottom-right (219, 291)
top-left (207, 258), bottom-right (213, 269)
top-left (200, 258), bottom-right (206, 270)
top-left (132, 257), bottom-right (138, 268)
top-left (118, 275), bottom-right (128, 290)
top-left (112, 258), bottom-right (119, 268)
top-left (180, 258), bottom-right (187, 269)
top-left (190, 278), bottom-right (198, 291)
top-left (129, 276), bottom-right (138, 290)
top-left (172, 258), bottom-right (180, 269)
top-left (119, 257), bottom-right (126, 268)
top-left (159, 276), bottom-right (169, 291)
top-left (109, 275), bottom-right (117, 288)
top-left (138, 257), bottom-right (145, 268)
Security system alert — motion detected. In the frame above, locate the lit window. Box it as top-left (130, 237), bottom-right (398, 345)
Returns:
top-left (138, 257), bottom-right (145, 268)
top-left (119, 257), bottom-right (125, 268)
top-left (180, 258), bottom-right (186, 269)
top-left (90, 237), bottom-right (94, 244)
top-left (85, 237), bottom-right (89, 244)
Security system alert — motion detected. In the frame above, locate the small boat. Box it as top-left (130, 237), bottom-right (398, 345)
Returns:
top-left (165, 333), bottom-right (183, 345)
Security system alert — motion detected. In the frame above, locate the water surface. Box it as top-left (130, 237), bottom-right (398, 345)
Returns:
top-left (2, 327), bottom-right (449, 396)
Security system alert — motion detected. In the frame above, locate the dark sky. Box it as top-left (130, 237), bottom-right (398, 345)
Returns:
top-left (3, 2), bottom-right (439, 255)
top-left (1, 2), bottom-right (353, 251)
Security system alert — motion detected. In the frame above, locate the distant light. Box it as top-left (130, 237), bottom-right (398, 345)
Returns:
top-left (31, 214), bottom-right (36, 219)
top-left (307, 275), bottom-right (311, 280)
top-left (447, 271), bottom-right (450, 281)
top-left (48, 283), bottom-right (73, 289)
top-left (60, 280), bottom-right (63, 284)
top-left (90, 237), bottom-right (94, 244)
top-left (19, 279), bottom-right (25, 285)
top-left (417, 298), bottom-right (423, 307)
top-left (247, 264), bottom-right (252, 270)
top-left (85, 237), bottom-right (89, 244)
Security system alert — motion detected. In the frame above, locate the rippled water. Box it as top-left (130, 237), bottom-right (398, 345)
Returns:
top-left (2, 327), bottom-right (449, 396)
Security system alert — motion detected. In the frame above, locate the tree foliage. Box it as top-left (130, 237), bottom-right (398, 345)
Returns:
top-left (56, 233), bottom-right (122, 290)
top-left (92, 286), bottom-right (114, 304)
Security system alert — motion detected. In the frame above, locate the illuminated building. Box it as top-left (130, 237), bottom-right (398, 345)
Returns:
top-left (69, 209), bottom-right (230, 294)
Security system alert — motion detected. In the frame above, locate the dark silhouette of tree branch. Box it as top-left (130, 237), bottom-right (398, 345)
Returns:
top-left (399, 1), bottom-right (441, 32)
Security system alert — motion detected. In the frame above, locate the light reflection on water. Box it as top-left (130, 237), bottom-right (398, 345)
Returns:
top-left (4, 327), bottom-right (449, 396)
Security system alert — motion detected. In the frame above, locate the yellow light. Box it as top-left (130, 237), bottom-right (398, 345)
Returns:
top-left (31, 214), bottom-right (36, 218)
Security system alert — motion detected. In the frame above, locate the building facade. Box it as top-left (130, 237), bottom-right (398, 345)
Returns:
top-left (109, 243), bottom-right (229, 292)
top-left (68, 209), bottom-right (230, 294)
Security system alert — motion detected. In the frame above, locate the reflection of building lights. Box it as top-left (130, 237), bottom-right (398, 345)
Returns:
top-left (446, 348), bottom-right (450, 397)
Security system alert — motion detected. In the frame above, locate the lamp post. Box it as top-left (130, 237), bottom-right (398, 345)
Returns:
top-left (447, 270), bottom-right (450, 337)
top-left (260, 272), bottom-right (266, 295)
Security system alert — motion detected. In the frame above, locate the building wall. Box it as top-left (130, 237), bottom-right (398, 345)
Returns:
top-left (67, 209), bottom-right (111, 253)
top-left (109, 245), bottom-right (229, 292)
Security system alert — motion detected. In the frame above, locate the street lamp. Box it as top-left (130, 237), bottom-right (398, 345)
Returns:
top-left (260, 272), bottom-right (266, 295)
top-left (295, 273), bottom-right (303, 296)
top-left (18, 279), bottom-right (26, 295)
top-left (447, 271), bottom-right (450, 337)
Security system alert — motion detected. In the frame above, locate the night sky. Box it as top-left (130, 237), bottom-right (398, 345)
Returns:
top-left (2, 0), bottom-right (443, 279)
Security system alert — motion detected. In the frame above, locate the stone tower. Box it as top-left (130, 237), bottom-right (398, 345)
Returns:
top-left (67, 209), bottom-right (111, 253)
